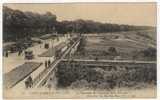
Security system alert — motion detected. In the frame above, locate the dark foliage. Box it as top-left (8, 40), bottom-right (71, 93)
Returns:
top-left (3, 6), bottom-right (153, 42)
top-left (108, 47), bottom-right (118, 56)
top-left (56, 62), bottom-right (156, 89)
top-left (3, 7), bottom-right (57, 42)
top-left (142, 47), bottom-right (156, 58)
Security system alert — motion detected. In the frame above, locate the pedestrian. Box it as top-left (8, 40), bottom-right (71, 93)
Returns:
top-left (48, 59), bottom-right (51, 67)
top-left (5, 51), bottom-right (8, 57)
top-left (25, 80), bottom-right (29, 89)
top-left (28, 76), bottom-right (33, 88)
top-left (18, 51), bottom-right (20, 56)
top-left (45, 60), bottom-right (48, 68)
top-left (18, 49), bottom-right (22, 56)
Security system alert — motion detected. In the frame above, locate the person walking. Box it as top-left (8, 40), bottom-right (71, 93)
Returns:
top-left (48, 59), bottom-right (51, 67)
top-left (5, 51), bottom-right (8, 57)
top-left (45, 60), bottom-right (48, 68)
top-left (18, 49), bottom-right (22, 56)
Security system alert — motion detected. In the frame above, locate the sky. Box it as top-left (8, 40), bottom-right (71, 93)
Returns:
top-left (5, 3), bottom-right (156, 26)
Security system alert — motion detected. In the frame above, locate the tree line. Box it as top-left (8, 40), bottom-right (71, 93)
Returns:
top-left (3, 6), bottom-right (153, 42)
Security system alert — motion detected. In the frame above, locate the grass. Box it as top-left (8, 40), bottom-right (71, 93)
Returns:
top-left (72, 30), bottom-right (156, 61)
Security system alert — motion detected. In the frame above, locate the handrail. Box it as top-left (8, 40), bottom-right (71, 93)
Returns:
top-left (33, 37), bottom-right (81, 88)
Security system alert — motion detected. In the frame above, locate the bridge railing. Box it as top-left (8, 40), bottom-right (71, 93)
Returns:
top-left (33, 37), bottom-right (82, 88)
top-left (32, 60), bottom-right (57, 87)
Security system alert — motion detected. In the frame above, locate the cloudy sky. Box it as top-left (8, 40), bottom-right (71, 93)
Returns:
top-left (5, 3), bottom-right (156, 26)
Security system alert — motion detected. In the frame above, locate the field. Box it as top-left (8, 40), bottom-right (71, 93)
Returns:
top-left (48, 29), bottom-right (157, 92)
top-left (72, 30), bottom-right (156, 61)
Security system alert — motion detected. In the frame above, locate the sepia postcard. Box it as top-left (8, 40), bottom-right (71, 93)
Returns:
top-left (2, 3), bottom-right (157, 99)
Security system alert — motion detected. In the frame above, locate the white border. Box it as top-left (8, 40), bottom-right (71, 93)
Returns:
top-left (0, 1), bottom-right (3, 100)
top-left (0, 0), bottom-right (159, 100)
top-left (1, 0), bottom-right (157, 3)
top-left (157, 1), bottom-right (160, 100)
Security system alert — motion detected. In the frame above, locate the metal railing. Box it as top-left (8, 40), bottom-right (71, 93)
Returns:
top-left (32, 37), bottom-right (82, 88)
top-left (32, 60), bottom-right (57, 87)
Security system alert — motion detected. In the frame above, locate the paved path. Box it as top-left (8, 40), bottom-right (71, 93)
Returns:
top-left (6, 36), bottom-right (69, 90)
top-left (4, 62), bottom-right (42, 89)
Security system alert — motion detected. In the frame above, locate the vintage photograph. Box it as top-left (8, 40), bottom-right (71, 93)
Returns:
top-left (3, 3), bottom-right (157, 98)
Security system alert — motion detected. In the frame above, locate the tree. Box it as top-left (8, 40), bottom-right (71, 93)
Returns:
top-left (108, 47), bottom-right (118, 56)
top-left (3, 6), bottom-right (57, 42)
top-left (3, 6), bottom-right (154, 42)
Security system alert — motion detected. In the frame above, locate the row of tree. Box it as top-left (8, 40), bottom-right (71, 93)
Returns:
top-left (56, 20), bottom-right (153, 34)
top-left (3, 6), bottom-right (153, 42)
top-left (3, 7), bottom-right (57, 41)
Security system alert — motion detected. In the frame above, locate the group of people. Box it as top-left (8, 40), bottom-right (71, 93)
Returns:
top-left (4, 49), bottom-right (23, 58)
top-left (45, 59), bottom-right (51, 68)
